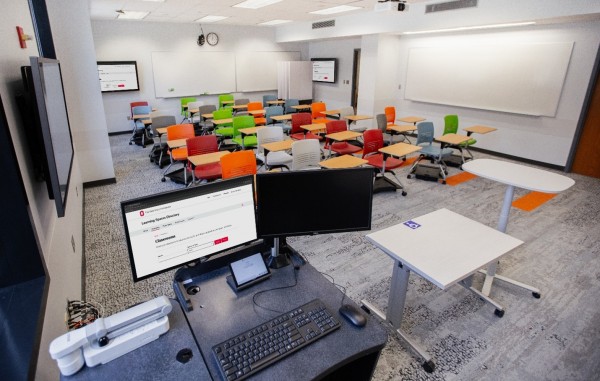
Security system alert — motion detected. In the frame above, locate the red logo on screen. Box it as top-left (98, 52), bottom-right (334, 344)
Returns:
top-left (214, 237), bottom-right (229, 245)
top-left (140, 211), bottom-right (145, 217)
top-left (118, 84), bottom-right (125, 87)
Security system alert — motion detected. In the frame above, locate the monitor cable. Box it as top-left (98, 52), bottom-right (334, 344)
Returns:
top-left (251, 263), bottom-right (299, 315)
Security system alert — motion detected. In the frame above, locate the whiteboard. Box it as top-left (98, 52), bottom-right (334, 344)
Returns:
top-left (404, 42), bottom-right (573, 116)
top-left (236, 51), bottom-right (301, 92)
top-left (152, 51), bottom-right (236, 98)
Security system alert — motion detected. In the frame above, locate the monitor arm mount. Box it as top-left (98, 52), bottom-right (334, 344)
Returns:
top-left (49, 295), bottom-right (172, 376)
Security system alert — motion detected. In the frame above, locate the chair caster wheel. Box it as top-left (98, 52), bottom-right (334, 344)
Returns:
top-left (422, 359), bottom-right (435, 373)
top-left (494, 309), bottom-right (505, 317)
top-left (442, 181), bottom-right (446, 184)
top-left (401, 191), bottom-right (407, 196)
top-left (161, 178), bottom-right (166, 182)
top-left (129, 142), bottom-right (132, 145)
top-left (532, 292), bottom-right (541, 299)
top-left (407, 175), bottom-right (412, 179)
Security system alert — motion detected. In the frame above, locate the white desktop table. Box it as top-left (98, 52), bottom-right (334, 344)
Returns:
top-left (362, 208), bottom-right (523, 373)
top-left (462, 159), bottom-right (575, 297)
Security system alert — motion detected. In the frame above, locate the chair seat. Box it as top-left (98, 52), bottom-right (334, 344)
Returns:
top-left (365, 154), bottom-right (405, 170)
top-left (331, 142), bottom-right (361, 156)
top-left (459, 138), bottom-right (477, 146)
top-left (254, 117), bottom-right (267, 125)
top-left (420, 145), bottom-right (453, 158)
top-left (232, 135), bottom-right (258, 148)
top-left (171, 147), bottom-right (188, 161)
top-left (193, 163), bottom-right (222, 181)
top-left (312, 118), bottom-right (329, 125)
top-left (291, 132), bottom-right (323, 141)
top-left (215, 127), bottom-right (233, 137)
top-left (257, 151), bottom-right (293, 166)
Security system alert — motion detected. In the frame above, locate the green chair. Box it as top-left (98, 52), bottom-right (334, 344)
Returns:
top-left (232, 115), bottom-right (258, 150)
top-left (180, 97), bottom-right (197, 122)
top-left (213, 108), bottom-right (234, 143)
top-left (218, 94), bottom-right (234, 109)
top-left (443, 114), bottom-right (476, 162)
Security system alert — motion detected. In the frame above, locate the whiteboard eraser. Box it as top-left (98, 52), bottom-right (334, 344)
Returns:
top-left (168, 88), bottom-right (174, 92)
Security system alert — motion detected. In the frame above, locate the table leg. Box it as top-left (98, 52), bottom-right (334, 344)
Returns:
top-left (361, 260), bottom-right (434, 373)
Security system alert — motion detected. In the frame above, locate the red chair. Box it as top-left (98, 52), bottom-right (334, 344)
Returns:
top-left (290, 113), bottom-right (323, 141)
top-left (362, 129), bottom-right (408, 195)
top-left (311, 102), bottom-right (329, 124)
top-left (186, 135), bottom-right (222, 183)
top-left (247, 102), bottom-right (266, 126)
top-left (384, 106), bottom-right (395, 125)
top-left (324, 120), bottom-right (361, 156)
top-left (162, 124), bottom-right (195, 183)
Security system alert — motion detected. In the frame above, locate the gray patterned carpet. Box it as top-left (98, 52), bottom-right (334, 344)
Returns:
top-left (84, 134), bottom-right (600, 380)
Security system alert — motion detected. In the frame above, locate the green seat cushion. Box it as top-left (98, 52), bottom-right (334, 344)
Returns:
top-left (232, 135), bottom-right (258, 147)
top-left (215, 127), bottom-right (233, 137)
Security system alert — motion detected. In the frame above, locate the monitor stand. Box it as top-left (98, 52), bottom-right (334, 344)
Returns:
top-left (267, 237), bottom-right (294, 269)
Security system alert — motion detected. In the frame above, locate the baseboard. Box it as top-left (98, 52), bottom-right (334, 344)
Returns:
top-left (83, 178), bottom-right (117, 188)
top-left (468, 147), bottom-right (565, 172)
top-left (108, 131), bottom-right (131, 136)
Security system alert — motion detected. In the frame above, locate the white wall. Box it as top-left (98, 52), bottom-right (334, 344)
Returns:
top-left (91, 21), bottom-right (308, 133)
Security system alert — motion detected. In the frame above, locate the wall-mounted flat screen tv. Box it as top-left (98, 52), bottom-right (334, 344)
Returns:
top-left (97, 61), bottom-right (140, 92)
top-left (311, 58), bottom-right (338, 83)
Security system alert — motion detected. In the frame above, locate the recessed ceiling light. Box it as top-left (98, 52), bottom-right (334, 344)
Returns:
top-left (234, 0), bottom-right (283, 10)
top-left (403, 22), bottom-right (536, 35)
top-left (310, 5), bottom-right (361, 15)
top-left (195, 15), bottom-right (229, 23)
top-left (117, 11), bottom-right (149, 20)
top-left (259, 19), bottom-right (291, 26)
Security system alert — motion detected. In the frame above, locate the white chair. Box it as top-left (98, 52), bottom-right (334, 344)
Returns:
top-left (256, 126), bottom-right (292, 171)
top-left (186, 101), bottom-right (203, 124)
top-left (291, 139), bottom-right (321, 171)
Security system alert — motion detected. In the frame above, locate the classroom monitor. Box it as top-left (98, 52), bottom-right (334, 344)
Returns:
top-left (121, 176), bottom-right (258, 282)
top-left (97, 61), bottom-right (140, 92)
top-left (311, 58), bottom-right (338, 83)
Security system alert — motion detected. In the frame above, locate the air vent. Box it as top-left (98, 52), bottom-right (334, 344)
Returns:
top-left (425, 0), bottom-right (477, 13)
top-left (312, 20), bottom-right (335, 29)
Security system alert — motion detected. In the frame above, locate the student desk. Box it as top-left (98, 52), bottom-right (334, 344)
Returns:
top-left (435, 133), bottom-right (471, 165)
top-left (239, 126), bottom-right (265, 149)
top-left (188, 151), bottom-right (230, 167)
top-left (374, 142), bottom-right (422, 195)
top-left (386, 124), bottom-right (416, 145)
top-left (362, 208), bottom-right (523, 373)
top-left (183, 256), bottom-right (388, 381)
top-left (324, 131), bottom-right (363, 158)
top-left (319, 155), bottom-right (367, 169)
top-left (397, 116), bottom-right (425, 125)
top-left (463, 125), bottom-right (497, 136)
top-left (269, 114), bottom-right (292, 123)
top-left (291, 104), bottom-right (311, 111)
top-left (248, 109), bottom-right (266, 116)
top-left (62, 299), bottom-right (211, 380)
top-left (462, 159), bottom-right (575, 299)
top-left (167, 138), bottom-right (188, 149)
top-left (266, 100), bottom-right (285, 105)
top-left (213, 118), bottom-right (233, 125)
top-left (262, 139), bottom-right (294, 170)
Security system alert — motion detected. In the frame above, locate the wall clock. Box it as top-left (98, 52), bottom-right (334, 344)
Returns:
top-left (207, 32), bottom-right (219, 46)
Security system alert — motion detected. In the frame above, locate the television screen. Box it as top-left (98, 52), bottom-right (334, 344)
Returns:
top-left (121, 176), bottom-right (258, 282)
top-left (311, 58), bottom-right (337, 83)
top-left (97, 61), bottom-right (140, 92)
top-left (256, 168), bottom-right (374, 238)
top-left (20, 57), bottom-right (74, 218)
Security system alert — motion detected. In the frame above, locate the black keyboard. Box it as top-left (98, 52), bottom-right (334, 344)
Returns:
top-left (212, 299), bottom-right (340, 381)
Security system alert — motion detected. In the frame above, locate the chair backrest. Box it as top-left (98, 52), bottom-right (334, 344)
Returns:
top-left (198, 104), bottom-right (217, 115)
top-left (443, 115), bottom-right (459, 135)
top-left (384, 106), bottom-right (395, 125)
top-left (376, 114), bottom-right (387, 133)
top-left (247, 102), bottom-right (262, 112)
top-left (232, 115), bottom-right (256, 138)
top-left (291, 139), bottom-right (321, 170)
top-left (326, 120), bottom-right (348, 134)
top-left (166, 124), bottom-right (195, 141)
top-left (186, 135), bottom-right (218, 157)
top-left (186, 101), bottom-right (203, 111)
top-left (180, 97), bottom-right (197, 116)
top-left (416, 122), bottom-right (435, 146)
top-left (235, 98), bottom-right (250, 106)
top-left (311, 102), bottom-right (326, 119)
top-left (257, 126), bottom-right (284, 155)
top-left (132, 105), bottom-right (152, 116)
top-left (218, 94), bottom-right (234, 109)
top-left (291, 113), bottom-right (313, 134)
top-left (262, 94), bottom-right (277, 107)
top-left (284, 99), bottom-right (299, 114)
top-left (130, 101), bottom-right (148, 117)
top-left (151, 115), bottom-right (177, 129)
top-left (213, 108), bottom-right (233, 122)
top-left (220, 151), bottom-right (257, 179)
top-left (265, 105), bottom-right (283, 124)
top-left (362, 129), bottom-right (384, 158)
top-left (339, 106), bottom-right (355, 119)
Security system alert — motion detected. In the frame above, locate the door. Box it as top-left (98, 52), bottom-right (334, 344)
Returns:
top-left (351, 49), bottom-right (361, 112)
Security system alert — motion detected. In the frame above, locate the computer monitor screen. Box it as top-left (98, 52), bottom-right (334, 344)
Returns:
top-left (121, 176), bottom-right (257, 281)
top-left (256, 168), bottom-right (374, 238)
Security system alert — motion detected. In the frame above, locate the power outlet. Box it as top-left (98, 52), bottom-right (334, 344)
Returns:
top-left (71, 235), bottom-right (76, 253)
top-left (126, 115), bottom-right (132, 120)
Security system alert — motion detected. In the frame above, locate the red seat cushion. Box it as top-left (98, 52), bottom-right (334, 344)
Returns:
top-left (194, 163), bottom-right (222, 181)
top-left (290, 132), bottom-right (323, 141)
top-left (331, 142), bottom-right (361, 155)
top-left (365, 154), bottom-right (404, 170)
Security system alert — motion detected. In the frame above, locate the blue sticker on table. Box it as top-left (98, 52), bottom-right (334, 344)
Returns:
top-left (403, 220), bottom-right (421, 229)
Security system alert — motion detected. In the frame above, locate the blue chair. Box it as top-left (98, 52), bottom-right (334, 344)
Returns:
top-left (265, 105), bottom-right (290, 134)
top-left (130, 105), bottom-right (153, 146)
top-left (262, 94), bottom-right (277, 107)
top-left (284, 98), bottom-right (299, 114)
top-left (407, 122), bottom-right (453, 184)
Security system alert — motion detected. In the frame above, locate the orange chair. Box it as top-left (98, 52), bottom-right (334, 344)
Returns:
top-left (162, 124), bottom-right (195, 183)
top-left (324, 120), bottom-right (361, 157)
top-left (186, 135), bottom-right (222, 183)
top-left (247, 102), bottom-right (266, 126)
top-left (311, 102), bottom-right (329, 124)
top-left (384, 106), bottom-right (395, 125)
top-left (290, 113), bottom-right (323, 141)
top-left (220, 150), bottom-right (257, 179)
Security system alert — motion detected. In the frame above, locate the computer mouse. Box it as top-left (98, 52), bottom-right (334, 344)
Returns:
top-left (338, 304), bottom-right (367, 328)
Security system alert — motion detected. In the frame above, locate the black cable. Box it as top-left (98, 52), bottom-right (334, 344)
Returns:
top-left (319, 271), bottom-right (347, 309)
top-left (252, 264), bottom-right (299, 315)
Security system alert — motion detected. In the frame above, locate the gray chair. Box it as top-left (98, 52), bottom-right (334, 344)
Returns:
top-left (376, 113), bottom-right (391, 146)
top-left (197, 105), bottom-right (217, 134)
top-left (262, 94), bottom-right (277, 107)
top-left (265, 105), bottom-right (290, 134)
top-left (284, 98), bottom-right (299, 114)
top-left (233, 98), bottom-right (250, 115)
top-left (149, 115), bottom-right (177, 167)
top-left (407, 122), bottom-right (453, 184)
top-left (256, 126), bottom-right (292, 171)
